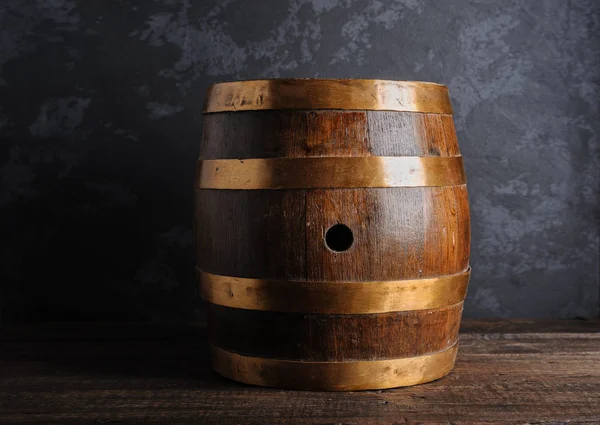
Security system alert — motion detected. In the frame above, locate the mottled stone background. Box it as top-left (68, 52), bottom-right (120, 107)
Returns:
top-left (0, 0), bottom-right (598, 322)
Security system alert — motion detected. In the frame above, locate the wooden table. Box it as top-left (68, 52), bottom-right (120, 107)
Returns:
top-left (1, 320), bottom-right (599, 424)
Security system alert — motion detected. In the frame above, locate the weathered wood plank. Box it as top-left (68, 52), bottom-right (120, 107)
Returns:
top-left (0, 321), bottom-right (599, 424)
top-left (0, 319), bottom-right (596, 341)
top-left (460, 318), bottom-right (600, 335)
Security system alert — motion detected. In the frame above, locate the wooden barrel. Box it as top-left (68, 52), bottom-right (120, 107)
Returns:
top-left (195, 79), bottom-right (470, 391)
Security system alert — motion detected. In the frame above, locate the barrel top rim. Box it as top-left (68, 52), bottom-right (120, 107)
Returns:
top-left (207, 78), bottom-right (448, 90)
top-left (204, 79), bottom-right (452, 114)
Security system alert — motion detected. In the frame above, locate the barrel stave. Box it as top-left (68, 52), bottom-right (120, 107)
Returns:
top-left (207, 302), bottom-right (463, 361)
top-left (195, 187), bottom-right (469, 281)
top-left (200, 111), bottom-right (459, 159)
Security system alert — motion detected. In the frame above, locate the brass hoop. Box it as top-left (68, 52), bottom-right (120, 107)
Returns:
top-left (211, 343), bottom-right (458, 391)
top-left (195, 156), bottom-right (465, 189)
top-left (198, 268), bottom-right (470, 314)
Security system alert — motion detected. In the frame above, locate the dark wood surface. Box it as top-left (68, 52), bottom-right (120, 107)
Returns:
top-left (1, 319), bottom-right (599, 425)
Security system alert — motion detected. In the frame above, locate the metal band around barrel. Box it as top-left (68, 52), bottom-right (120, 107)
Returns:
top-left (211, 343), bottom-right (458, 391)
top-left (203, 79), bottom-right (453, 114)
top-left (196, 156), bottom-right (465, 189)
top-left (198, 268), bottom-right (470, 314)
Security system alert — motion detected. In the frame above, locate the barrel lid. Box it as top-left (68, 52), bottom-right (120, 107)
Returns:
top-left (203, 79), bottom-right (452, 114)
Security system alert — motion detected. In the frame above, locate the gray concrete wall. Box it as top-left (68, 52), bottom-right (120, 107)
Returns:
top-left (0, 0), bottom-right (598, 322)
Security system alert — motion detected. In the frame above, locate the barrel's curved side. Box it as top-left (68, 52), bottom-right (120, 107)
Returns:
top-left (194, 186), bottom-right (469, 280)
top-left (200, 111), bottom-right (459, 159)
top-left (207, 302), bottom-right (464, 361)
